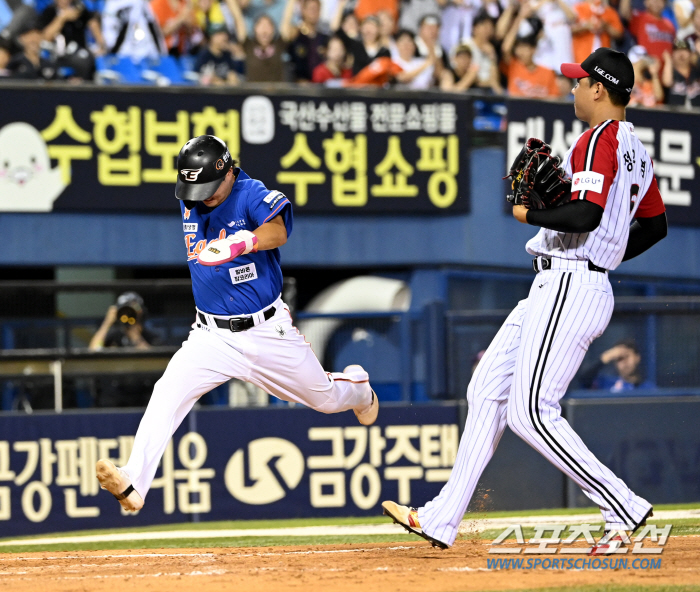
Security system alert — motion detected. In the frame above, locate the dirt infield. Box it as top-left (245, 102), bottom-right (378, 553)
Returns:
top-left (1, 537), bottom-right (698, 592)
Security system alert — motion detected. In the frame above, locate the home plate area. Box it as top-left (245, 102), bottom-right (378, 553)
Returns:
top-left (1, 536), bottom-right (699, 592)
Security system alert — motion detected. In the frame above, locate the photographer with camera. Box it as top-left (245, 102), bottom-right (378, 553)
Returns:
top-left (89, 292), bottom-right (159, 407)
top-left (89, 292), bottom-right (155, 351)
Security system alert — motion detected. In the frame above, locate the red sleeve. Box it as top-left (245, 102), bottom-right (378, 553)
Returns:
top-left (663, 17), bottom-right (676, 35)
top-left (635, 175), bottom-right (666, 218)
top-left (629, 12), bottom-right (641, 40)
top-left (312, 64), bottom-right (330, 83)
top-left (569, 120), bottom-right (619, 208)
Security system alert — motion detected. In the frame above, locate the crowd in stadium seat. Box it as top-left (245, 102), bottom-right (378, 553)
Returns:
top-left (0, 0), bottom-right (699, 105)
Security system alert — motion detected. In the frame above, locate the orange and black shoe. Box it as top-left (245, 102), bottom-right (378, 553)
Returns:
top-left (381, 500), bottom-right (449, 549)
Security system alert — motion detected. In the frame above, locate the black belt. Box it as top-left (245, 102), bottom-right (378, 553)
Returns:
top-left (532, 258), bottom-right (607, 274)
top-left (198, 306), bottom-right (276, 332)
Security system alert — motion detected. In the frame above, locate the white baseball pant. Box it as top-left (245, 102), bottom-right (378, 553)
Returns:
top-left (418, 261), bottom-right (652, 545)
top-left (123, 297), bottom-right (372, 500)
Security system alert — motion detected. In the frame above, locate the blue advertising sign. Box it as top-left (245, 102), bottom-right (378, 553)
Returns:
top-left (0, 404), bottom-right (459, 537)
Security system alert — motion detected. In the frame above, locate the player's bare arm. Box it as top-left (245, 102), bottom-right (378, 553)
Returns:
top-left (253, 214), bottom-right (288, 250)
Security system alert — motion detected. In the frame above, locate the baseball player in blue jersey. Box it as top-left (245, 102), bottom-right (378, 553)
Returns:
top-left (96, 135), bottom-right (378, 511)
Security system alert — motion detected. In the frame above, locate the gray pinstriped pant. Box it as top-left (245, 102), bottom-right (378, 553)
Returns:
top-left (418, 261), bottom-right (652, 546)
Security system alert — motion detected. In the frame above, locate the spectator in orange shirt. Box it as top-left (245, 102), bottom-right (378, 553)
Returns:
top-left (355, 0), bottom-right (399, 22)
top-left (627, 44), bottom-right (665, 106)
top-left (571, 0), bottom-right (624, 64)
top-left (151, 0), bottom-right (202, 56)
top-left (501, 1), bottom-right (559, 97)
top-left (502, 10), bottom-right (560, 98)
top-left (620, 0), bottom-right (676, 61)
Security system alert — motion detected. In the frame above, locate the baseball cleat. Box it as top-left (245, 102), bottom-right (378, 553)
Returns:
top-left (344, 364), bottom-right (379, 426)
top-left (96, 459), bottom-right (144, 512)
top-left (355, 389), bottom-right (379, 425)
top-left (589, 508), bottom-right (654, 556)
top-left (589, 533), bottom-right (625, 556)
top-left (382, 500), bottom-right (449, 549)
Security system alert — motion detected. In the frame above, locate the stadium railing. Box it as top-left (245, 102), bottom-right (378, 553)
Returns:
top-left (3, 277), bottom-right (700, 410)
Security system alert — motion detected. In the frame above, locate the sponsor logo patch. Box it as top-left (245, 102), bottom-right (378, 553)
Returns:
top-left (216, 159), bottom-right (224, 170)
top-left (572, 171), bottom-right (604, 193)
top-left (181, 167), bottom-right (203, 181)
top-left (183, 223), bottom-right (198, 232)
top-left (229, 263), bottom-right (258, 285)
top-left (263, 190), bottom-right (287, 209)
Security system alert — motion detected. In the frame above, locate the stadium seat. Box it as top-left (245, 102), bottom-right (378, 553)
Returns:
top-left (142, 56), bottom-right (191, 86)
top-left (95, 55), bottom-right (149, 85)
top-left (179, 55), bottom-right (201, 83)
top-left (157, 55), bottom-right (190, 85)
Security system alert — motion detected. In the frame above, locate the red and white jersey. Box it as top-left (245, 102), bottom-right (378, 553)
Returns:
top-left (526, 120), bottom-right (666, 271)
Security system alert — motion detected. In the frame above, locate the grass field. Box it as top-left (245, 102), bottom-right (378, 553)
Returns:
top-left (1, 502), bottom-right (698, 553)
top-left (0, 504), bottom-right (697, 592)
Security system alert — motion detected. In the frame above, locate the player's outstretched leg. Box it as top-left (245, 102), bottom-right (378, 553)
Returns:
top-left (245, 306), bottom-right (377, 424)
top-left (382, 300), bottom-right (527, 548)
top-left (507, 270), bottom-right (652, 531)
top-left (97, 328), bottom-right (246, 509)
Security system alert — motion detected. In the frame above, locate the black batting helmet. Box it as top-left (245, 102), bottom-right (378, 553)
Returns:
top-left (175, 135), bottom-right (234, 202)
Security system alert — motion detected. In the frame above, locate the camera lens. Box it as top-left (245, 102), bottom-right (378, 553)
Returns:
top-left (117, 305), bottom-right (137, 325)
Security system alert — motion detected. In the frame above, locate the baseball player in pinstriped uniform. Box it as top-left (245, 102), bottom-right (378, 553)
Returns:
top-left (383, 48), bottom-right (668, 553)
top-left (95, 135), bottom-right (378, 512)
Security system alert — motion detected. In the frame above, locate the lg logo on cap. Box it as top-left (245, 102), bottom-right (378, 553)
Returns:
top-left (593, 66), bottom-right (619, 85)
top-left (181, 167), bottom-right (203, 181)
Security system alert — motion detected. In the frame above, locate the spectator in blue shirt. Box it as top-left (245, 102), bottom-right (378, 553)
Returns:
top-left (593, 339), bottom-right (654, 392)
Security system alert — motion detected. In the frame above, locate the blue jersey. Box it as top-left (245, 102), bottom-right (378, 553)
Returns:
top-left (180, 169), bottom-right (292, 315)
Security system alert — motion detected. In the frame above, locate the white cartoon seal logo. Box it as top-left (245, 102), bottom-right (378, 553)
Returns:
top-left (0, 122), bottom-right (66, 212)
